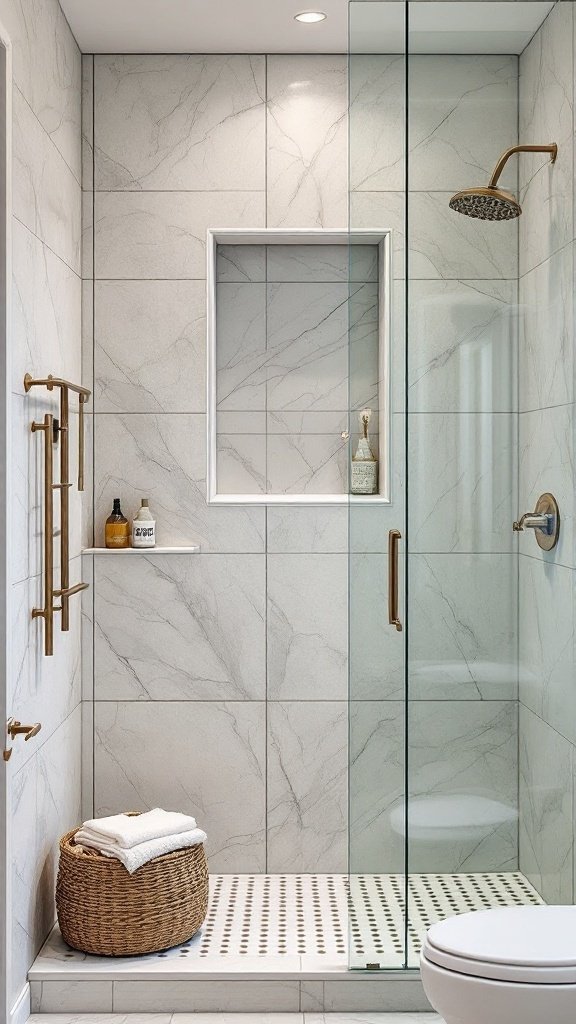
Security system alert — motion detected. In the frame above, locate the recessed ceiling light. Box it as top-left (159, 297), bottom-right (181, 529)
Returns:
top-left (294, 11), bottom-right (327, 23)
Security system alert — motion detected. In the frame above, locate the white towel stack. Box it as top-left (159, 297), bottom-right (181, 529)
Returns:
top-left (75, 808), bottom-right (207, 874)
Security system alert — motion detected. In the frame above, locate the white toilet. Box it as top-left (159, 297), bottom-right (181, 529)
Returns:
top-left (420, 905), bottom-right (576, 1024)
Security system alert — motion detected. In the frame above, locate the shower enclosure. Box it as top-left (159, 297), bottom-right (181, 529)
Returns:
top-left (60, 2), bottom-right (575, 1005)
top-left (348, 0), bottom-right (569, 970)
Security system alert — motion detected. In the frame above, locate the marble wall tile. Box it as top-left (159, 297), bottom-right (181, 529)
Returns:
top-left (349, 193), bottom-right (405, 279)
top-left (94, 413), bottom-right (265, 552)
top-left (94, 280), bottom-right (206, 413)
top-left (94, 55), bottom-right (265, 191)
top-left (267, 554), bottom-right (348, 700)
top-left (266, 434), bottom-right (348, 495)
top-left (409, 554), bottom-right (517, 701)
top-left (408, 412), bottom-right (516, 553)
top-left (519, 0), bottom-right (574, 276)
top-left (268, 244), bottom-right (347, 283)
top-left (266, 282), bottom-right (349, 412)
top-left (408, 700), bottom-right (518, 872)
top-left (11, 392), bottom-right (43, 585)
top-left (94, 191), bottom-right (265, 279)
top-left (216, 244), bottom-right (266, 283)
top-left (95, 701), bottom-right (266, 871)
top-left (10, 566), bottom-right (82, 774)
top-left (318, 980), bottom-right (431, 1013)
top-left (113, 980), bottom-right (300, 1013)
top-left (36, 709), bottom-right (82, 943)
top-left (216, 282), bottom-right (267, 412)
top-left (349, 701), bottom-right (405, 872)
top-left (267, 507), bottom-right (348, 553)
top-left (11, 752), bottom-right (37, 1005)
top-left (350, 54), bottom-right (405, 192)
top-left (518, 403), bottom-right (575, 569)
top-left (82, 190), bottom-right (94, 280)
top-left (267, 55), bottom-right (348, 228)
top-left (82, 55), bottom-right (94, 191)
top-left (217, 433), bottom-right (267, 494)
top-left (13, 85), bottom-right (82, 274)
top-left (518, 243), bottom-right (574, 412)
top-left (267, 702), bottom-right (347, 872)
top-left (30, 981), bottom-right (113, 1013)
top-left (11, 708), bottom-right (82, 1006)
top-left (408, 280), bottom-right (517, 413)
top-left (519, 554), bottom-right (576, 746)
top-left (350, 554), bottom-right (404, 700)
top-left (12, 218), bottom-right (82, 396)
top-left (409, 192), bottom-right (518, 281)
top-left (9, 0), bottom-right (83, 1003)
top-left (519, 705), bottom-right (574, 904)
top-left (10, 0), bottom-right (82, 182)
top-left (409, 56), bottom-right (518, 192)
top-left (94, 554), bottom-right (265, 701)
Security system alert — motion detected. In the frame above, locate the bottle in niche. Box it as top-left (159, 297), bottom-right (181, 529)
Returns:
top-left (105, 498), bottom-right (130, 549)
top-left (351, 408), bottom-right (378, 495)
top-left (132, 498), bottom-right (156, 548)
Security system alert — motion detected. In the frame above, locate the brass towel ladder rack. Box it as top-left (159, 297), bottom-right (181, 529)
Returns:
top-left (25, 373), bottom-right (91, 656)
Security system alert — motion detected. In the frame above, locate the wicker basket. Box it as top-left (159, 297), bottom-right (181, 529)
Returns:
top-left (56, 819), bottom-right (209, 956)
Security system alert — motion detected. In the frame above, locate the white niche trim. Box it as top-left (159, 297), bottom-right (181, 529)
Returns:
top-left (206, 228), bottom-right (392, 506)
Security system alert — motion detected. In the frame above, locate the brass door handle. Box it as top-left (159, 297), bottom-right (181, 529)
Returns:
top-left (388, 529), bottom-right (402, 632)
top-left (3, 719), bottom-right (42, 761)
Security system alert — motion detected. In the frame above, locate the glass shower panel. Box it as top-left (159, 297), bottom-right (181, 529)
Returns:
top-left (405, 0), bottom-right (520, 967)
top-left (348, 0), bottom-right (408, 970)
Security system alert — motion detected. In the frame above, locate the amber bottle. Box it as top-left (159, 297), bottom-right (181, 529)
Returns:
top-left (105, 497), bottom-right (130, 548)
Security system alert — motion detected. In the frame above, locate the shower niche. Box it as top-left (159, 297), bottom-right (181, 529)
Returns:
top-left (207, 229), bottom-right (391, 504)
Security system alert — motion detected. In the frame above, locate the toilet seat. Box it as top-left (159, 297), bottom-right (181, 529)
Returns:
top-left (423, 906), bottom-right (576, 984)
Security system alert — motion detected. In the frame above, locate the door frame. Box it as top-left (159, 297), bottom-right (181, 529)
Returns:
top-left (0, 17), bottom-right (13, 1024)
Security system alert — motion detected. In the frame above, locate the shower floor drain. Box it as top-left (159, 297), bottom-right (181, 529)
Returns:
top-left (33, 871), bottom-right (543, 976)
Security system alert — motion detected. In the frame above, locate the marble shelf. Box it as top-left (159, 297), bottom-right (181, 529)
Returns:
top-left (83, 546), bottom-right (201, 554)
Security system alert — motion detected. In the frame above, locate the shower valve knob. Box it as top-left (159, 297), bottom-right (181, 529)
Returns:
top-left (513, 492), bottom-right (560, 551)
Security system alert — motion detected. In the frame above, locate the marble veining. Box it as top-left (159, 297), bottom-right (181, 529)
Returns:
top-left (267, 702), bottom-right (348, 872)
top-left (519, 706), bottom-right (574, 904)
top-left (95, 701), bottom-right (267, 871)
top-left (267, 554), bottom-right (348, 701)
top-left (95, 280), bottom-right (206, 413)
top-left (94, 55), bottom-right (266, 191)
top-left (94, 554), bottom-right (266, 701)
top-left (267, 55), bottom-right (347, 228)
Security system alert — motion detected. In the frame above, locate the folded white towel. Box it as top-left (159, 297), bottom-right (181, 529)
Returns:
top-left (76, 827), bottom-right (207, 874)
top-left (78, 808), bottom-right (198, 849)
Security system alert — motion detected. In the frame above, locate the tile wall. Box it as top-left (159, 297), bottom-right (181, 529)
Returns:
top-left (84, 50), bottom-right (521, 877)
top-left (518, 0), bottom-right (576, 905)
top-left (3, 0), bottom-right (83, 1008)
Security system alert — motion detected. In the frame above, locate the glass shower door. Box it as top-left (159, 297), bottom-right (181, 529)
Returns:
top-left (348, 0), bottom-right (408, 970)
top-left (405, 0), bottom-right (520, 968)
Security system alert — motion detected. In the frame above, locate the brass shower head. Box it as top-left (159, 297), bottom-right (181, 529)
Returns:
top-left (449, 143), bottom-right (558, 221)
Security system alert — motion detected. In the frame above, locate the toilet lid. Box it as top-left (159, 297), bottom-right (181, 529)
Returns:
top-left (424, 906), bottom-right (576, 984)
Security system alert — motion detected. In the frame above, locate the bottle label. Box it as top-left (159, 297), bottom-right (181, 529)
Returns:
top-left (351, 460), bottom-right (378, 495)
top-left (105, 523), bottom-right (130, 548)
top-left (132, 521), bottom-right (156, 548)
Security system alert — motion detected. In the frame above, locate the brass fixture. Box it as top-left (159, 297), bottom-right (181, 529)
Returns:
top-left (3, 718), bottom-right (42, 761)
top-left (388, 529), bottom-right (402, 632)
top-left (513, 492), bottom-right (560, 551)
top-left (26, 374), bottom-right (91, 655)
top-left (449, 143), bottom-right (558, 220)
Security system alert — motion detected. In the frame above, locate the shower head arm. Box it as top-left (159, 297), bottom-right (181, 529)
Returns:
top-left (488, 143), bottom-right (558, 189)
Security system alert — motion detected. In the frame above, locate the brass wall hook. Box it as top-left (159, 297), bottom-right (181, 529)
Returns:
top-left (3, 718), bottom-right (42, 761)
